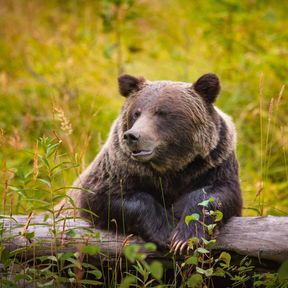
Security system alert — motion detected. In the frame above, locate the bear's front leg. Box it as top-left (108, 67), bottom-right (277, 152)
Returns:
top-left (170, 184), bottom-right (242, 254)
top-left (111, 191), bottom-right (174, 249)
top-left (83, 191), bottom-right (173, 249)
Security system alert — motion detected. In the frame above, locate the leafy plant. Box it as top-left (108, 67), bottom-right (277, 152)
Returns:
top-left (121, 243), bottom-right (164, 287)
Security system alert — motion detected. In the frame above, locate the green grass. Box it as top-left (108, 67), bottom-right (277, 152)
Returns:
top-left (0, 0), bottom-right (287, 286)
top-left (1, 138), bottom-right (288, 287)
top-left (0, 0), bottom-right (287, 215)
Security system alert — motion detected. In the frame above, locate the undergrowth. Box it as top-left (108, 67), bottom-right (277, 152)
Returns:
top-left (0, 0), bottom-right (288, 287)
top-left (0, 138), bottom-right (287, 287)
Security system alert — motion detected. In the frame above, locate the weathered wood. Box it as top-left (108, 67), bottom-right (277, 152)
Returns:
top-left (215, 216), bottom-right (288, 263)
top-left (1, 215), bottom-right (288, 264)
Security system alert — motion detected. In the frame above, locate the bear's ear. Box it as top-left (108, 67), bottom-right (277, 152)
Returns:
top-left (118, 74), bottom-right (145, 97)
top-left (193, 73), bottom-right (220, 103)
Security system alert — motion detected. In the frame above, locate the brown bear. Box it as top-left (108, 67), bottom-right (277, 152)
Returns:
top-left (59, 73), bottom-right (242, 253)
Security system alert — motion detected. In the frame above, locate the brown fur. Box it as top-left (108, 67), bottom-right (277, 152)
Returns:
top-left (56, 74), bottom-right (242, 251)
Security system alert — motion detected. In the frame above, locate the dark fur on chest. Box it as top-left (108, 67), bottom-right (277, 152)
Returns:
top-left (121, 152), bottom-right (239, 207)
top-left (80, 147), bottom-right (242, 250)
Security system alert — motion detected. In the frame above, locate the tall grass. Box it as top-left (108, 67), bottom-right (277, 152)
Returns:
top-left (0, 0), bottom-right (287, 216)
top-left (0, 0), bottom-right (287, 286)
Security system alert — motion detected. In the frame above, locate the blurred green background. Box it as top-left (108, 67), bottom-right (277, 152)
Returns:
top-left (0, 0), bottom-right (287, 216)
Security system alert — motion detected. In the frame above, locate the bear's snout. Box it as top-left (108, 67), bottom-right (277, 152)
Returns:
top-left (123, 128), bottom-right (156, 161)
top-left (124, 130), bottom-right (140, 147)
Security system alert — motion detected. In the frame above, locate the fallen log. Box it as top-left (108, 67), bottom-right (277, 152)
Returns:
top-left (1, 215), bottom-right (288, 265)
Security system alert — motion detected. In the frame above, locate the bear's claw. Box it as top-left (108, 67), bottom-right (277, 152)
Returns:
top-left (169, 231), bottom-right (192, 255)
top-left (170, 239), bottom-right (190, 255)
top-left (179, 242), bottom-right (188, 255)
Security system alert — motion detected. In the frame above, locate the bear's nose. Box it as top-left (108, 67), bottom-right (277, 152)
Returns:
top-left (124, 131), bottom-right (140, 145)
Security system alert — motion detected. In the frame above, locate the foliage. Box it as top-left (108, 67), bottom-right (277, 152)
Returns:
top-left (0, 0), bottom-right (288, 287)
top-left (0, 0), bottom-right (287, 215)
top-left (122, 243), bottom-right (164, 287)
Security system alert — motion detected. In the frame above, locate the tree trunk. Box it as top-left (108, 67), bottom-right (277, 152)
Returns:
top-left (1, 215), bottom-right (288, 265)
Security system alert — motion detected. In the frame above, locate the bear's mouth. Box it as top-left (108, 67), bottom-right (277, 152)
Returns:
top-left (131, 149), bottom-right (154, 160)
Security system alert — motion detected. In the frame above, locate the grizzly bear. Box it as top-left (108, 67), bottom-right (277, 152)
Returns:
top-left (59, 73), bottom-right (242, 253)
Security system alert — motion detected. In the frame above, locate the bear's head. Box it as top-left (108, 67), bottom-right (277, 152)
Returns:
top-left (117, 74), bottom-right (231, 173)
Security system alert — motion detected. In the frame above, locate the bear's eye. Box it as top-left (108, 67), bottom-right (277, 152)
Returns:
top-left (155, 110), bottom-right (168, 117)
top-left (132, 110), bottom-right (141, 120)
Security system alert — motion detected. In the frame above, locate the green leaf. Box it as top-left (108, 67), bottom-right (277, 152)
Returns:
top-left (15, 273), bottom-right (32, 281)
top-left (39, 158), bottom-right (50, 169)
top-left (66, 229), bottom-right (78, 238)
top-left (144, 242), bottom-right (157, 251)
top-left (207, 224), bottom-right (217, 235)
top-left (187, 273), bottom-right (203, 288)
top-left (278, 259), bottom-right (288, 280)
top-left (124, 244), bottom-right (140, 263)
top-left (37, 178), bottom-right (51, 187)
top-left (150, 261), bottom-right (163, 280)
top-left (46, 142), bottom-right (61, 157)
top-left (212, 267), bottom-right (226, 277)
top-left (67, 268), bottom-right (76, 277)
top-left (119, 276), bottom-right (136, 288)
top-left (185, 255), bottom-right (198, 265)
top-left (210, 210), bottom-right (223, 222)
top-left (88, 269), bottom-right (102, 279)
top-left (22, 231), bottom-right (35, 240)
top-left (37, 279), bottom-right (55, 287)
top-left (43, 214), bottom-right (49, 222)
top-left (0, 248), bottom-right (11, 266)
top-left (66, 257), bottom-right (82, 270)
top-left (188, 237), bottom-right (199, 247)
top-left (196, 267), bottom-right (214, 277)
top-left (217, 251), bottom-right (231, 266)
top-left (185, 213), bottom-right (200, 225)
top-left (79, 279), bottom-right (103, 285)
top-left (214, 210), bottom-right (223, 221)
top-left (198, 197), bottom-right (214, 208)
top-left (82, 245), bottom-right (100, 255)
top-left (240, 255), bottom-right (251, 267)
top-left (45, 256), bottom-right (57, 262)
top-left (82, 262), bottom-right (98, 269)
top-left (57, 252), bottom-right (75, 261)
top-left (195, 247), bottom-right (210, 254)
top-left (0, 279), bottom-right (18, 288)
top-left (202, 238), bottom-right (216, 248)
